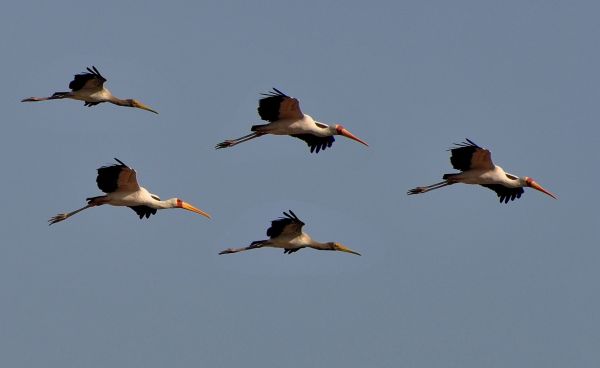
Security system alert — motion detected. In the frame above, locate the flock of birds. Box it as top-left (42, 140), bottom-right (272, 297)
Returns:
top-left (22, 66), bottom-right (557, 256)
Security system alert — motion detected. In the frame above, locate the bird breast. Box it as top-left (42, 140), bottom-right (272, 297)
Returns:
top-left (106, 187), bottom-right (153, 207)
top-left (73, 88), bottom-right (112, 102)
top-left (268, 115), bottom-right (327, 136)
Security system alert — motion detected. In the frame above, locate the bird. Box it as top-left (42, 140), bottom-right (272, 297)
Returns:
top-left (22, 66), bottom-right (158, 114)
top-left (215, 88), bottom-right (368, 153)
top-left (407, 139), bottom-right (557, 203)
top-left (48, 158), bottom-right (210, 225)
top-left (219, 210), bottom-right (361, 255)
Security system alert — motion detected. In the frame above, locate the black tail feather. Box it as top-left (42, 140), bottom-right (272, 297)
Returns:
top-left (442, 173), bottom-right (459, 180)
top-left (251, 124), bottom-right (269, 132)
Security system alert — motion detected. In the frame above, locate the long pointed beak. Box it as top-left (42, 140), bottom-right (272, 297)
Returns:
top-left (180, 201), bottom-right (211, 219)
top-left (136, 102), bottom-right (159, 114)
top-left (339, 128), bottom-right (369, 147)
top-left (529, 180), bottom-right (557, 200)
top-left (335, 243), bottom-right (361, 256)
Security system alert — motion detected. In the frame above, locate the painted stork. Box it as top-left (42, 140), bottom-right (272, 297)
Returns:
top-left (407, 139), bottom-right (557, 203)
top-left (219, 210), bottom-right (361, 255)
top-left (48, 158), bottom-right (210, 225)
top-left (22, 66), bottom-right (158, 114)
top-left (215, 88), bottom-right (368, 153)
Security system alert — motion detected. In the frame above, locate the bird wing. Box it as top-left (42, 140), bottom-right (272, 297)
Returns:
top-left (68, 66), bottom-right (107, 92)
top-left (257, 88), bottom-right (304, 122)
top-left (266, 210), bottom-right (305, 239)
top-left (128, 205), bottom-right (158, 219)
top-left (449, 139), bottom-right (494, 171)
top-left (96, 158), bottom-right (141, 193)
top-left (291, 134), bottom-right (335, 153)
top-left (480, 184), bottom-right (524, 203)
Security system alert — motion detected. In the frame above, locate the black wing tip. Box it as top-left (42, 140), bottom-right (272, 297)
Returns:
top-left (283, 209), bottom-right (304, 225)
top-left (80, 65), bottom-right (106, 80)
top-left (260, 87), bottom-right (288, 97)
top-left (449, 138), bottom-right (481, 150)
top-left (113, 158), bottom-right (128, 167)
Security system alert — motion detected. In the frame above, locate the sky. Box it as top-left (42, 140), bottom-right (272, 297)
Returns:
top-left (1, 1), bottom-right (599, 367)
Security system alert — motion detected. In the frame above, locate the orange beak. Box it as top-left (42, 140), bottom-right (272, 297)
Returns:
top-left (336, 125), bottom-right (369, 147)
top-left (179, 200), bottom-right (211, 219)
top-left (528, 179), bottom-right (557, 200)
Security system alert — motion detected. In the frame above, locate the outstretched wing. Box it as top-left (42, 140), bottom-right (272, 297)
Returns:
top-left (128, 205), bottom-right (158, 219)
top-left (258, 88), bottom-right (304, 122)
top-left (291, 134), bottom-right (335, 153)
top-left (69, 66), bottom-right (107, 92)
top-left (449, 139), bottom-right (494, 171)
top-left (266, 210), bottom-right (305, 239)
top-left (96, 158), bottom-right (140, 193)
top-left (480, 184), bottom-right (524, 203)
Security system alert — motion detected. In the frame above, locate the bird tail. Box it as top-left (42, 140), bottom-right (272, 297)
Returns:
top-left (85, 196), bottom-right (106, 205)
top-left (251, 124), bottom-right (269, 132)
top-left (50, 91), bottom-right (70, 99)
top-left (442, 173), bottom-right (459, 180)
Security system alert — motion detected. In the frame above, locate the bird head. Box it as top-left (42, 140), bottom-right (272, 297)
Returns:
top-left (524, 177), bottom-right (557, 199)
top-left (174, 198), bottom-right (211, 218)
top-left (128, 99), bottom-right (159, 114)
top-left (329, 242), bottom-right (361, 256)
top-left (334, 124), bottom-right (369, 147)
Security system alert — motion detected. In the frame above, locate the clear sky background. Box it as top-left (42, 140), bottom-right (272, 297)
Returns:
top-left (1, 1), bottom-right (599, 367)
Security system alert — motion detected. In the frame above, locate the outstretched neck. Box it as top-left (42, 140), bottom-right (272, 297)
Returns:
top-left (151, 198), bottom-right (178, 209)
top-left (308, 240), bottom-right (335, 251)
top-left (108, 96), bottom-right (133, 107)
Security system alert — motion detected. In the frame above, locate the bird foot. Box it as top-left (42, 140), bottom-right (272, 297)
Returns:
top-left (407, 187), bottom-right (426, 195)
top-left (215, 140), bottom-right (236, 149)
top-left (48, 213), bottom-right (68, 225)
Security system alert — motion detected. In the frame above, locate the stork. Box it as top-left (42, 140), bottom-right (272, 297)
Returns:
top-left (216, 88), bottom-right (368, 153)
top-left (219, 210), bottom-right (361, 255)
top-left (49, 158), bottom-right (210, 225)
top-left (22, 66), bottom-right (158, 114)
top-left (407, 139), bottom-right (557, 203)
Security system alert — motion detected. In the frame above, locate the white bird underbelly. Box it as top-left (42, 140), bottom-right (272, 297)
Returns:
top-left (72, 88), bottom-right (112, 102)
top-left (105, 188), bottom-right (155, 207)
top-left (266, 115), bottom-right (329, 136)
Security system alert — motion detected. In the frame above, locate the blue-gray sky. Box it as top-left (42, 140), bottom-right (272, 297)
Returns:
top-left (1, 1), bottom-right (599, 367)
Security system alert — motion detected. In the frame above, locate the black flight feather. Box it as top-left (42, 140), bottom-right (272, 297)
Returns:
top-left (449, 139), bottom-right (482, 172)
top-left (291, 134), bottom-right (335, 153)
top-left (257, 88), bottom-right (288, 122)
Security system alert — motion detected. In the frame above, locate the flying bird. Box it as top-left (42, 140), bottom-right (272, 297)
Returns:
top-left (22, 66), bottom-right (158, 114)
top-left (407, 139), bottom-right (557, 203)
top-left (49, 158), bottom-right (210, 225)
top-left (216, 88), bottom-right (368, 153)
top-left (219, 210), bottom-right (361, 255)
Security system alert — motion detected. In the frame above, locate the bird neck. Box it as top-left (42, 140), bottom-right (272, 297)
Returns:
top-left (108, 96), bottom-right (133, 107)
top-left (152, 198), bottom-right (179, 209)
top-left (308, 240), bottom-right (335, 251)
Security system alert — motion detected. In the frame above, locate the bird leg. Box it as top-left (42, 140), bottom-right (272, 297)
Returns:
top-left (48, 204), bottom-right (97, 225)
top-left (407, 181), bottom-right (451, 195)
top-left (22, 92), bottom-right (70, 102)
top-left (215, 132), bottom-right (264, 149)
top-left (218, 241), bottom-right (266, 255)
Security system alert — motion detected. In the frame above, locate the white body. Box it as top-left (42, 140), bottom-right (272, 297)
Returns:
top-left (104, 187), bottom-right (173, 209)
top-left (451, 165), bottom-right (523, 187)
top-left (71, 87), bottom-right (112, 103)
top-left (261, 114), bottom-right (333, 136)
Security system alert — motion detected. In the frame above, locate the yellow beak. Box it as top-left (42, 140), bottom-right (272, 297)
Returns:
top-left (180, 201), bottom-right (211, 219)
top-left (335, 243), bottom-right (361, 256)
top-left (339, 127), bottom-right (369, 147)
top-left (528, 180), bottom-right (557, 200)
top-left (135, 101), bottom-right (159, 114)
